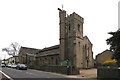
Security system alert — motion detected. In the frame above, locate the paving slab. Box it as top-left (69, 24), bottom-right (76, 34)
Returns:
top-left (79, 68), bottom-right (97, 78)
top-left (66, 68), bottom-right (97, 79)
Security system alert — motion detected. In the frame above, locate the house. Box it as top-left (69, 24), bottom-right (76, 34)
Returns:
top-left (96, 49), bottom-right (114, 66)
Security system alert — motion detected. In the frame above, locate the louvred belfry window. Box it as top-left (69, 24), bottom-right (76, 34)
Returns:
top-left (78, 24), bottom-right (80, 32)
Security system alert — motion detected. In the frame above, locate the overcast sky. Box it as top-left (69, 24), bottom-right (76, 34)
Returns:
top-left (0, 0), bottom-right (119, 60)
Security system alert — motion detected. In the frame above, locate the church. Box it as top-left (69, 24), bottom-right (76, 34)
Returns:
top-left (19, 8), bottom-right (94, 69)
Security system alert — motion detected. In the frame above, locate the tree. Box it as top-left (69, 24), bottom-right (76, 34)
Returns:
top-left (2, 42), bottom-right (21, 56)
top-left (106, 29), bottom-right (120, 65)
top-left (2, 42), bottom-right (21, 64)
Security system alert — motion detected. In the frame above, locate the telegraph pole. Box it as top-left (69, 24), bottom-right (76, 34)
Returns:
top-left (118, 1), bottom-right (120, 29)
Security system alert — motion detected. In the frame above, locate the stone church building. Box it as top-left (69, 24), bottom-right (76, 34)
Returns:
top-left (19, 8), bottom-right (94, 69)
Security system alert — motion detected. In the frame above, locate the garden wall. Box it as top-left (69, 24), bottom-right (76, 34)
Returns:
top-left (28, 65), bottom-right (79, 75)
top-left (97, 67), bottom-right (120, 79)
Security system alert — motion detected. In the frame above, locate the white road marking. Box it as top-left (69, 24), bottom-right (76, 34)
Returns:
top-left (26, 72), bottom-right (37, 76)
top-left (0, 70), bottom-right (13, 80)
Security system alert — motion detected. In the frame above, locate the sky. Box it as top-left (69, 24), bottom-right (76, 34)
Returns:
top-left (0, 0), bottom-right (119, 60)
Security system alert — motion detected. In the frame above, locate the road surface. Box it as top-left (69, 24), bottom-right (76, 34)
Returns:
top-left (1, 67), bottom-right (67, 80)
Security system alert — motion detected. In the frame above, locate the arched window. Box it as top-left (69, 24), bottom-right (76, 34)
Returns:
top-left (83, 45), bottom-right (85, 54)
top-left (56, 59), bottom-right (58, 65)
top-left (78, 24), bottom-right (80, 32)
top-left (85, 44), bottom-right (87, 54)
top-left (69, 24), bottom-right (71, 31)
top-left (65, 26), bottom-right (67, 32)
top-left (51, 57), bottom-right (53, 64)
top-left (88, 47), bottom-right (89, 57)
top-left (78, 42), bottom-right (80, 47)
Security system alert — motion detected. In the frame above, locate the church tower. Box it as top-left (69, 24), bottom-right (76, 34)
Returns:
top-left (58, 8), bottom-right (94, 68)
top-left (65, 12), bottom-right (84, 68)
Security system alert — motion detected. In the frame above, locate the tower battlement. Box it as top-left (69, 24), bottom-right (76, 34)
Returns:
top-left (69, 12), bottom-right (84, 23)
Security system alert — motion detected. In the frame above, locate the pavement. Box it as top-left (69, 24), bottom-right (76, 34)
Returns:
top-left (0, 70), bottom-right (10, 80)
top-left (79, 68), bottom-right (97, 78)
top-left (67, 68), bottom-right (97, 79)
top-left (28, 68), bottom-right (97, 79)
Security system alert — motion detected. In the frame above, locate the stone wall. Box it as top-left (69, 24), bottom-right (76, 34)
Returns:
top-left (29, 65), bottom-right (79, 75)
top-left (97, 67), bottom-right (120, 78)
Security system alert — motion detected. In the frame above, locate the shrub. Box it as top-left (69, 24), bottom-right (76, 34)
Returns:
top-left (102, 60), bottom-right (117, 66)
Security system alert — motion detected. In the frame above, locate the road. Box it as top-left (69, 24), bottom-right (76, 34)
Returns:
top-left (1, 67), bottom-right (67, 80)
top-left (1, 67), bottom-right (97, 80)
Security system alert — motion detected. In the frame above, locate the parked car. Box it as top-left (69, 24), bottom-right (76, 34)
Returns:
top-left (11, 64), bottom-right (17, 68)
top-left (1, 64), bottom-right (5, 67)
top-left (6, 64), bottom-right (12, 68)
top-left (16, 64), bottom-right (27, 70)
